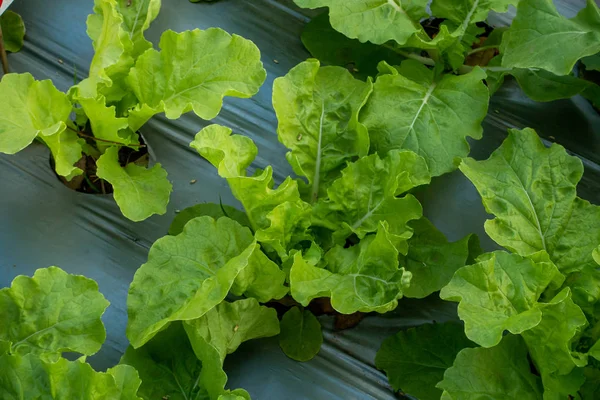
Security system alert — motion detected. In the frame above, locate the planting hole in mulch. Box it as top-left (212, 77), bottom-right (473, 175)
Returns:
top-left (49, 125), bottom-right (149, 195)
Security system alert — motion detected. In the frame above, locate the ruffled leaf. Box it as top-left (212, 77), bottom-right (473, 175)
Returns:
top-left (294, 0), bottom-right (428, 45)
top-left (126, 216), bottom-right (286, 348)
top-left (184, 298), bottom-right (280, 363)
top-left (312, 150), bottom-right (427, 249)
top-left (360, 60), bottom-right (489, 176)
top-left (0, 267), bottom-right (109, 360)
top-left (459, 128), bottom-right (600, 278)
top-left (127, 28), bottom-right (266, 128)
top-left (0, 73), bottom-right (71, 155)
top-left (522, 288), bottom-right (588, 398)
top-left (39, 128), bottom-right (85, 180)
top-left (0, 354), bottom-right (142, 399)
top-left (191, 124), bottom-right (306, 235)
top-left (116, 0), bottom-right (161, 58)
top-left (290, 223), bottom-right (412, 314)
top-left (273, 59), bottom-right (372, 202)
top-left (96, 146), bottom-right (172, 221)
top-left (440, 251), bottom-right (562, 347)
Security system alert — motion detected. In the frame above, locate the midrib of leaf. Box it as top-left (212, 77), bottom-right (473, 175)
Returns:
top-left (386, 0), bottom-right (407, 16)
top-left (407, 82), bottom-right (436, 135)
top-left (311, 102), bottom-right (326, 203)
top-left (501, 155), bottom-right (548, 252)
top-left (157, 363), bottom-right (190, 400)
top-left (129, 1), bottom-right (145, 40)
top-left (351, 178), bottom-right (383, 230)
top-left (458, 0), bottom-right (481, 42)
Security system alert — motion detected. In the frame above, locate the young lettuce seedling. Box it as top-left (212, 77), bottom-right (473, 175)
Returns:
top-left (0, 0), bottom-right (266, 221)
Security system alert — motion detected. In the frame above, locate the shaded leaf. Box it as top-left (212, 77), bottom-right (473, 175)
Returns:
top-left (300, 13), bottom-right (405, 79)
top-left (169, 203), bottom-right (251, 236)
top-left (401, 218), bottom-right (477, 299)
top-left (0, 10), bottom-right (26, 53)
top-left (375, 322), bottom-right (475, 400)
top-left (279, 306), bottom-right (323, 362)
top-left (437, 334), bottom-right (543, 399)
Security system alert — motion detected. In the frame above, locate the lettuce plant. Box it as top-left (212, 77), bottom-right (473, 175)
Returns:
top-left (0, 0), bottom-right (266, 221)
top-left (0, 266), bottom-right (144, 399)
top-left (297, 0), bottom-right (600, 109)
top-left (376, 129), bottom-right (600, 399)
top-left (125, 59), bottom-right (480, 368)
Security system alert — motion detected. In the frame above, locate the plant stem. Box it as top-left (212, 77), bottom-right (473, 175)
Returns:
top-left (384, 44), bottom-right (512, 75)
top-left (0, 25), bottom-right (9, 74)
top-left (467, 45), bottom-right (499, 55)
top-left (66, 126), bottom-right (146, 148)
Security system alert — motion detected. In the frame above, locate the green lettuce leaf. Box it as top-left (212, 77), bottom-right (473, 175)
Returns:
top-left (127, 28), bottom-right (266, 128)
top-left (79, 0), bottom-right (134, 99)
top-left (191, 124), bottom-right (306, 236)
top-left (431, 0), bottom-right (517, 37)
top-left (300, 13), bottom-right (405, 79)
top-left (184, 298), bottom-right (280, 363)
top-left (0, 73), bottom-right (71, 155)
top-left (583, 53), bottom-right (600, 71)
top-left (501, 0), bottom-right (600, 75)
top-left (279, 306), bottom-right (323, 362)
top-left (581, 367), bottom-right (600, 399)
top-left (96, 146), bottom-right (172, 222)
top-left (0, 10), bottom-right (26, 53)
top-left (360, 60), bottom-right (489, 177)
top-left (253, 200), bottom-right (313, 260)
top-left (0, 267), bottom-right (109, 360)
top-left (126, 216), bottom-right (286, 348)
top-left (510, 68), bottom-right (593, 102)
top-left (121, 323), bottom-right (248, 400)
top-left (272, 59), bottom-right (372, 203)
top-left (375, 322), bottom-right (475, 400)
top-left (459, 128), bottom-right (600, 277)
top-left (169, 203), bottom-right (251, 236)
top-left (437, 334), bottom-right (543, 399)
top-left (116, 0), bottom-right (161, 59)
top-left (290, 223), bottom-right (412, 314)
top-left (39, 127), bottom-right (85, 180)
top-left (312, 150), bottom-right (427, 249)
top-left (294, 0), bottom-right (428, 45)
top-left (439, 251), bottom-right (562, 347)
top-left (401, 218), bottom-right (478, 299)
top-left (522, 288), bottom-right (588, 398)
top-left (76, 94), bottom-right (137, 152)
top-left (0, 354), bottom-right (142, 400)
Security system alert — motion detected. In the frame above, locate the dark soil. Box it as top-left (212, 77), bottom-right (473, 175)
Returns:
top-left (50, 126), bottom-right (148, 195)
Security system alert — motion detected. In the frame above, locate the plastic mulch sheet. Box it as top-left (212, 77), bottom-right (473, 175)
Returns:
top-left (1, 0), bottom-right (598, 398)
